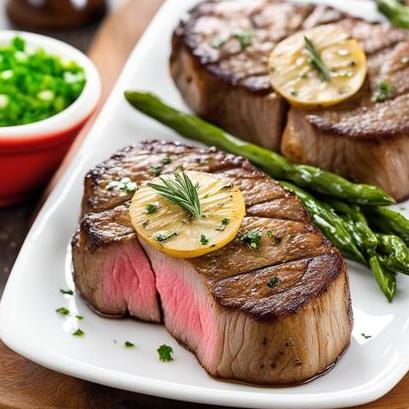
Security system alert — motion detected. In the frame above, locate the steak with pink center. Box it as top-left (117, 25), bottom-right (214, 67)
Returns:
top-left (72, 140), bottom-right (352, 385)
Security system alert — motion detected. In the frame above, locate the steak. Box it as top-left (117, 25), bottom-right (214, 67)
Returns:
top-left (171, 0), bottom-right (409, 201)
top-left (72, 140), bottom-right (353, 385)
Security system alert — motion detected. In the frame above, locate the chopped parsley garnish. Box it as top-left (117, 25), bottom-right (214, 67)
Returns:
top-left (155, 232), bottom-right (177, 242)
top-left (238, 228), bottom-right (262, 250)
top-left (75, 315), bottom-right (84, 320)
top-left (161, 155), bottom-right (172, 165)
top-left (107, 177), bottom-right (137, 193)
top-left (150, 165), bottom-right (163, 177)
top-left (231, 31), bottom-right (254, 50)
top-left (56, 307), bottom-right (70, 316)
top-left (373, 80), bottom-right (393, 103)
top-left (124, 341), bottom-right (135, 348)
top-left (304, 36), bottom-right (330, 82)
top-left (157, 344), bottom-right (173, 362)
top-left (361, 333), bottom-right (372, 339)
top-left (142, 220), bottom-right (149, 228)
top-left (200, 234), bottom-right (209, 245)
top-left (216, 218), bottom-right (230, 231)
top-left (212, 31), bottom-right (254, 50)
top-left (72, 329), bottom-right (84, 337)
top-left (290, 89), bottom-right (298, 96)
top-left (145, 203), bottom-right (158, 214)
top-left (60, 289), bottom-right (74, 295)
top-left (267, 276), bottom-right (280, 288)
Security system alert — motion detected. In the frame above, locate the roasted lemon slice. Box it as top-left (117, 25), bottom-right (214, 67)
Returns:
top-left (269, 24), bottom-right (367, 108)
top-left (129, 171), bottom-right (245, 258)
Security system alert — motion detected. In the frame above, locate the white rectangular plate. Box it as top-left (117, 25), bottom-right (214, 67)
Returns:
top-left (1, 1), bottom-right (409, 408)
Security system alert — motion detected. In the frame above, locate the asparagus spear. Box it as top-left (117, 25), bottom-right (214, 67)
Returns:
top-left (369, 255), bottom-right (396, 303)
top-left (365, 206), bottom-right (409, 245)
top-left (378, 0), bottom-right (409, 29)
top-left (326, 199), bottom-right (378, 254)
top-left (280, 182), bottom-right (366, 263)
top-left (376, 234), bottom-right (409, 275)
top-left (124, 91), bottom-right (394, 206)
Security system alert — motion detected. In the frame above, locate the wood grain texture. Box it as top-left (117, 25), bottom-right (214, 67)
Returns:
top-left (1, 0), bottom-right (409, 408)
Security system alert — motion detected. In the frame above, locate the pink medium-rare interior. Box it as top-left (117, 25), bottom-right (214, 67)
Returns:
top-left (102, 240), bottom-right (161, 322)
top-left (141, 241), bottom-right (221, 373)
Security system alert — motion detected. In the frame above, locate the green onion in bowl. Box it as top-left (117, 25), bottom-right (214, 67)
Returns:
top-left (0, 36), bottom-right (86, 127)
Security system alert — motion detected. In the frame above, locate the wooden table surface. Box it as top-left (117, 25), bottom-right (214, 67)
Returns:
top-left (1, 1), bottom-right (409, 408)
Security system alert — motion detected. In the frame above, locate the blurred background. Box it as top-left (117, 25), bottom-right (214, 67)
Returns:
top-left (0, 0), bottom-right (124, 50)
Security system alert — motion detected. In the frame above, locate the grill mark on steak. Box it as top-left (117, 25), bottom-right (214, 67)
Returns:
top-left (82, 140), bottom-right (301, 215)
top-left (73, 141), bottom-right (352, 385)
top-left (176, 0), bottom-right (314, 92)
top-left (212, 253), bottom-right (343, 320)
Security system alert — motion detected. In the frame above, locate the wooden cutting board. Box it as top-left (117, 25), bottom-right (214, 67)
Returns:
top-left (1, 1), bottom-right (409, 407)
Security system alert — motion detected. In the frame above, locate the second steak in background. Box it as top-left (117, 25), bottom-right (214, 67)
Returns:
top-left (171, 0), bottom-right (409, 201)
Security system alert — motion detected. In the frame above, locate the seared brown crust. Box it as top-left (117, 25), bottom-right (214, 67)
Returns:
top-left (79, 204), bottom-right (135, 252)
top-left (82, 140), bottom-right (309, 217)
top-left (212, 252), bottom-right (344, 320)
top-left (173, 0), bottom-right (313, 94)
top-left (83, 141), bottom-right (248, 215)
top-left (76, 140), bottom-right (349, 323)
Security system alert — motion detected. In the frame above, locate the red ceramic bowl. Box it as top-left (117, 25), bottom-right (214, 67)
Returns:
top-left (0, 31), bottom-right (101, 207)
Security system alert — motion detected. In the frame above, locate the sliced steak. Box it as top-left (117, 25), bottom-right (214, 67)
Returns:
top-left (172, 0), bottom-right (409, 201)
top-left (73, 140), bottom-right (352, 385)
top-left (72, 204), bottom-right (161, 322)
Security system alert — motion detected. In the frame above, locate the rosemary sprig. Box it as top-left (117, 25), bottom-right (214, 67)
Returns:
top-left (304, 36), bottom-right (330, 82)
top-left (148, 171), bottom-right (201, 218)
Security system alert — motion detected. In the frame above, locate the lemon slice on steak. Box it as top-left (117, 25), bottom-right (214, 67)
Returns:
top-left (269, 24), bottom-right (367, 108)
top-left (129, 171), bottom-right (245, 259)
